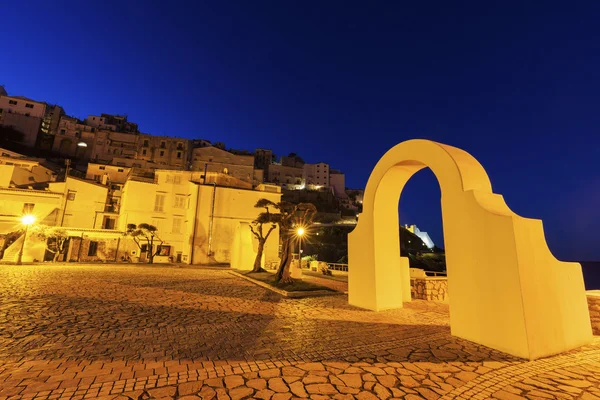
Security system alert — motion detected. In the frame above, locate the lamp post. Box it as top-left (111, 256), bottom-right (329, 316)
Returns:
top-left (297, 227), bottom-right (305, 268)
top-left (16, 214), bottom-right (36, 265)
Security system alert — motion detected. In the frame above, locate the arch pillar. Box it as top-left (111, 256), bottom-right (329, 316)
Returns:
top-left (349, 139), bottom-right (592, 360)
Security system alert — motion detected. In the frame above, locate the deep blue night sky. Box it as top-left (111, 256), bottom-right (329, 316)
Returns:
top-left (2, 2), bottom-right (600, 261)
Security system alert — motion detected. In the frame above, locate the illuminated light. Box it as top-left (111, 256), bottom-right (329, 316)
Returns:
top-left (77, 142), bottom-right (88, 147)
top-left (297, 227), bottom-right (305, 236)
top-left (21, 215), bottom-right (36, 225)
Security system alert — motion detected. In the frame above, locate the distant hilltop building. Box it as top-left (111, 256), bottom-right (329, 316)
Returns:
top-left (405, 224), bottom-right (435, 249)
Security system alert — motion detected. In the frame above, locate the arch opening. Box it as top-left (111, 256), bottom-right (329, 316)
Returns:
top-left (348, 139), bottom-right (592, 360)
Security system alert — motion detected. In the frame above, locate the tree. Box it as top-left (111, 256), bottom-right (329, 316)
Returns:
top-left (32, 226), bottom-right (69, 262)
top-left (254, 200), bottom-right (317, 283)
top-left (249, 199), bottom-right (278, 272)
top-left (127, 223), bottom-right (163, 264)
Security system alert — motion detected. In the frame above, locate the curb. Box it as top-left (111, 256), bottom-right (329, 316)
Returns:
top-left (229, 271), bottom-right (344, 298)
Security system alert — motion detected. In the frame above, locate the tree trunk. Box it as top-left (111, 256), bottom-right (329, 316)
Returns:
top-left (276, 237), bottom-right (294, 283)
top-left (252, 240), bottom-right (266, 273)
top-left (148, 239), bottom-right (153, 264)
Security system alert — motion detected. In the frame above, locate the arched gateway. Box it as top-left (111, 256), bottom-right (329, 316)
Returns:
top-left (348, 139), bottom-right (592, 360)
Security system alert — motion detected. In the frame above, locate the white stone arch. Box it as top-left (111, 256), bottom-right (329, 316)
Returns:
top-left (348, 139), bottom-right (592, 359)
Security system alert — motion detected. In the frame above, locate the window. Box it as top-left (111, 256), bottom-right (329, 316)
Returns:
top-left (22, 203), bottom-right (35, 214)
top-left (159, 150), bottom-right (165, 157)
top-left (173, 175), bottom-right (181, 184)
top-left (99, 166), bottom-right (105, 170)
top-left (117, 168), bottom-right (124, 172)
top-left (25, 103), bottom-right (34, 109)
top-left (174, 195), bottom-right (186, 208)
top-left (177, 142), bottom-right (183, 150)
top-left (0, 108), bottom-right (3, 114)
top-left (103, 217), bottom-right (115, 229)
top-left (172, 218), bottom-right (182, 234)
top-left (143, 139), bottom-right (149, 147)
top-left (176, 151), bottom-right (181, 159)
top-left (111, 184), bottom-right (120, 190)
top-left (67, 192), bottom-right (76, 201)
top-left (157, 245), bottom-right (171, 256)
top-left (8, 100), bottom-right (17, 105)
top-left (142, 149), bottom-right (147, 155)
top-left (160, 141), bottom-right (166, 149)
top-left (154, 194), bottom-right (165, 212)
top-left (88, 241), bottom-right (98, 256)
top-left (25, 113), bottom-right (30, 117)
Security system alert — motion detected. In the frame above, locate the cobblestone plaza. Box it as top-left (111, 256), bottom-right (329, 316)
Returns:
top-left (1, 265), bottom-right (598, 399)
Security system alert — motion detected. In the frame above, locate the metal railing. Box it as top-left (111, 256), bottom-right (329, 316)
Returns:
top-left (326, 263), bottom-right (348, 272)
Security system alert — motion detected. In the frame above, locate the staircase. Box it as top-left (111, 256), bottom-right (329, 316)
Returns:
top-left (1, 234), bottom-right (24, 263)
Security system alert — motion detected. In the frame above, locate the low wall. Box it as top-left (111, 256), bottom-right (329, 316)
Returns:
top-left (410, 277), bottom-right (448, 302)
top-left (588, 292), bottom-right (600, 336)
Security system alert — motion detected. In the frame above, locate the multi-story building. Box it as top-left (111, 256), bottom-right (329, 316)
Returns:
top-left (91, 130), bottom-right (139, 163)
top-left (0, 158), bottom-right (57, 187)
top-left (254, 148), bottom-right (273, 170)
top-left (0, 93), bottom-right (46, 147)
top-left (190, 146), bottom-right (259, 186)
top-left (266, 163), bottom-right (304, 189)
top-left (0, 160), bottom-right (282, 266)
top-left (119, 170), bottom-right (281, 264)
top-left (329, 169), bottom-right (346, 197)
top-left (85, 114), bottom-right (139, 133)
top-left (137, 135), bottom-right (189, 169)
top-left (38, 105), bottom-right (65, 149)
top-left (52, 116), bottom-right (96, 159)
top-left (303, 162), bottom-right (330, 188)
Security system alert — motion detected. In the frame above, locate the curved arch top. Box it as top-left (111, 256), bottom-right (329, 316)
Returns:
top-left (348, 139), bottom-right (592, 360)
top-left (363, 139), bottom-right (492, 209)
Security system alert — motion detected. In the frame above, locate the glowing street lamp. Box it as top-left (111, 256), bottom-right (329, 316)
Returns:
top-left (297, 227), bottom-right (305, 266)
top-left (16, 214), bottom-right (36, 265)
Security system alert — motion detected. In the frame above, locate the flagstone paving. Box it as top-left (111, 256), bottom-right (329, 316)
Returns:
top-left (0, 265), bottom-right (598, 400)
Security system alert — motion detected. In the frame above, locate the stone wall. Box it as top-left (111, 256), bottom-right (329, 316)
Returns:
top-left (588, 293), bottom-right (600, 336)
top-left (411, 277), bottom-right (448, 302)
top-left (68, 237), bottom-right (120, 262)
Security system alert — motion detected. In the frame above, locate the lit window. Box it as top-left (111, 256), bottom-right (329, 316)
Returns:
top-left (154, 194), bottom-right (165, 212)
top-left (67, 192), bottom-right (76, 201)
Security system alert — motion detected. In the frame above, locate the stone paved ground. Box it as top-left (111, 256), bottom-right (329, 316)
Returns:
top-left (0, 265), bottom-right (599, 400)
